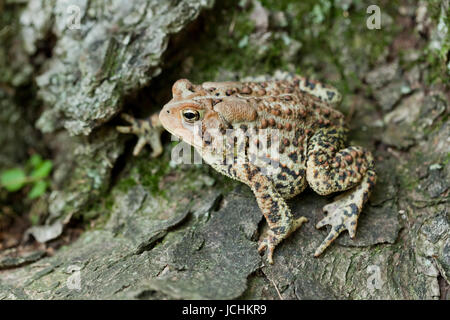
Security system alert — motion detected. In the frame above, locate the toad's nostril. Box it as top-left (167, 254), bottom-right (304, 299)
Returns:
top-left (167, 110), bottom-right (170, 113)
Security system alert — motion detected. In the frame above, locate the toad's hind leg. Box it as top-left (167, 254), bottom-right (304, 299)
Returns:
top-left (294, 75), bottom-right (342, 107)
top-left (270, 71), bottom-right (342, 107)
top-left (306, 129), bottom-right (376, 257)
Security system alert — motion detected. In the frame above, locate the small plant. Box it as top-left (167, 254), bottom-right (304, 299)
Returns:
top-left (0, 154), bottom-right (53, 199)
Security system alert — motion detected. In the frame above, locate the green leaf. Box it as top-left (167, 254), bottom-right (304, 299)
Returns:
top-left (0, 168), bottom-right (26, 191)
top-left (28, 154), bottom-right (43, 168)
top-left (30, 160), bottom-right (53, 180)
top-left (28, 180), bottom-right (48, 199)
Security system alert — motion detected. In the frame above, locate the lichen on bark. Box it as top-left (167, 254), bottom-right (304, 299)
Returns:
top-left (20, 0), bottom-right (214, 135)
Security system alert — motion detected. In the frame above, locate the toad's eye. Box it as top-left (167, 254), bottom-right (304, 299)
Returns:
top-left (182, 109), bottom-right (201, 123)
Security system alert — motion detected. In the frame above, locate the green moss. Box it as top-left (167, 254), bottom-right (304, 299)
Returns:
top-left (419, 112), bottom-right (448, 137)
top-left (183, 3), bottom-right (260, 81)
top-left (0, 3), bottom-right (21, 84)
top-left (397, 145), bottom-right (447, 195)
top-left (116, 143), bottom-right (240, 202)
top-left (116, 177), bottom-right (137, 192)
top-left (95, 37), bottom-right (124, 85)
top-left (82, 194), bottom-right (115, 229)
top-left (442, 152), bottom-right (450, 166)
top-left (397, 163), bottom-right (419, 192)
top-left (189, 3), bottom-right (284, 79)
top-left (133, 151), bottom-right (172, 196)
top-left (423, 0), bottom-right (450, 86)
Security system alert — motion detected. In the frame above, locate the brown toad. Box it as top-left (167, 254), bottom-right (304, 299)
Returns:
top-left (117, 74), bottom-right (377, 264)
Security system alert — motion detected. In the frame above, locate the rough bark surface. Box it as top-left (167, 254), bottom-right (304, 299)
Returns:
top-left (0, 0), bottom-right (448, 300)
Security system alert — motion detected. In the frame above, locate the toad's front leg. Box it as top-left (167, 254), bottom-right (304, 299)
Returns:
top-left (239, 165), bottom-right (308, 264)
top-left (116, 113), bottom-right (164, 157)
top-left (306, 129), bottom-right (377, 257)
top-left (255, 187), bottom-right (308, 264)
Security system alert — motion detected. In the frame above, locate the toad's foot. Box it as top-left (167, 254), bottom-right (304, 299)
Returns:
top-left (313, 170), bottom-right (376, 257)
top-left (257, 232), bottom-right (277, 265)
top-left (314, 202), bottom-right (359, 257)
top-left (258, 216), bottom-right (308, 264)
top-left (116, 113), bottom-right (164, 157)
